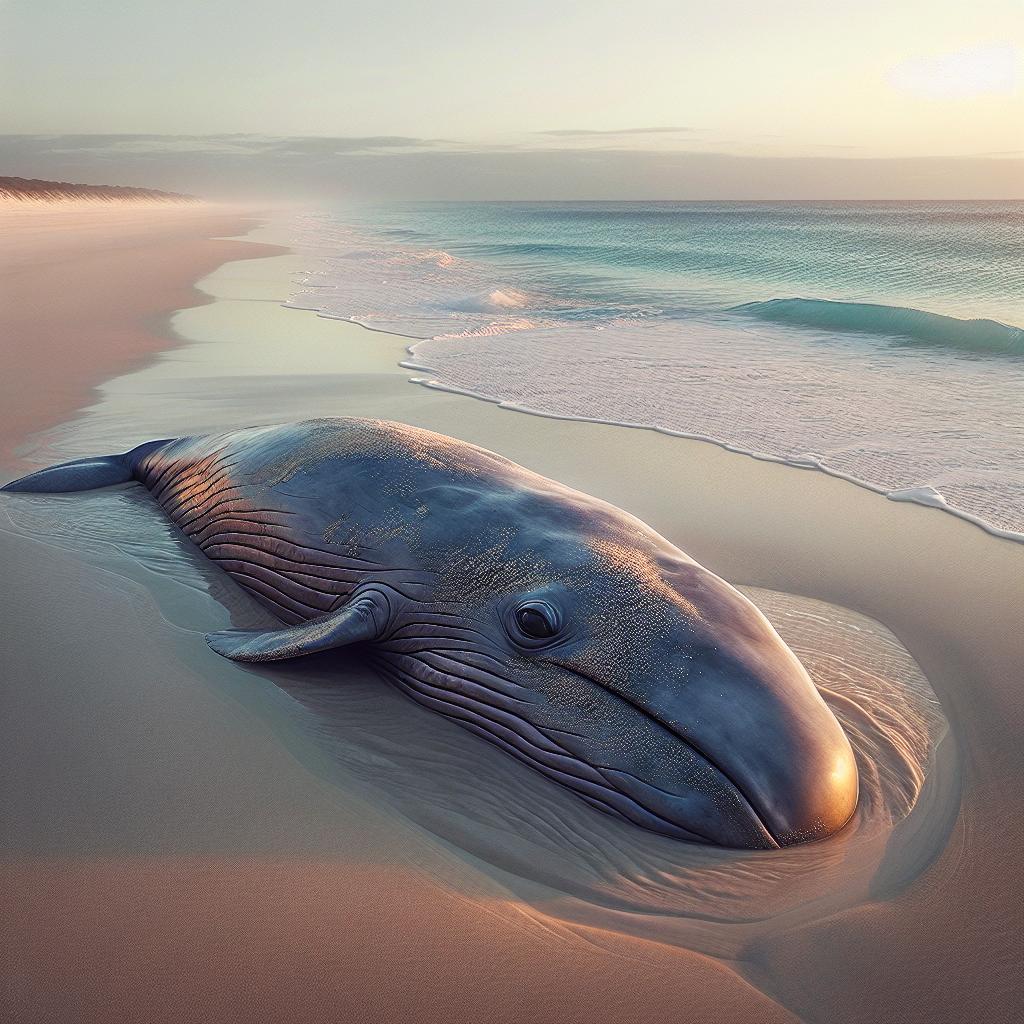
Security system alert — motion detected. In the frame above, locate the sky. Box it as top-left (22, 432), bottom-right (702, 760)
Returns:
top-left (1, 0), bottom-right (1021, 199)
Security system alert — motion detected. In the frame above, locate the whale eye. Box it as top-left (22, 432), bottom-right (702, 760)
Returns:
top-left (514, 601), bottom-right (560, 642)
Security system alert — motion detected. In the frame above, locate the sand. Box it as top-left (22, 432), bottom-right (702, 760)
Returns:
top-left (0, 203), bottom-right (284, 467)
top-left (1, 213), bottom-right (1021, 1024)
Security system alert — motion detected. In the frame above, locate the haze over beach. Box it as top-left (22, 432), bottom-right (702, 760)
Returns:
top-left (1, 2), bottom-right (1022, 1023)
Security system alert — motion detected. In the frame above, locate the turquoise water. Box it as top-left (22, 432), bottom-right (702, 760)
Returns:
top-left (318, 200), bottom-right (1022, 332)
top-left (289, 201), bottom-right (1024, 537)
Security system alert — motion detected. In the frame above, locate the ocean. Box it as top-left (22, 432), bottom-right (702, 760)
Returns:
top-left (286, 201), bottom-right (1024, 539)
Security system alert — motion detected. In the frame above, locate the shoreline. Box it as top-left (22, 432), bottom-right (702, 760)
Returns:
top-left (398, 342), bottom-right (1024, 544)
top-left (276, 302), bottom-right (1024, 543)
top-left (283, 199), bottom-right (1023, 546)
top-left (2, 214), bottom-right (1022, 1023)
top-left (287, 294), bottom-right (1024, 546)
top-left (0, 203), bottom-right (286, 470)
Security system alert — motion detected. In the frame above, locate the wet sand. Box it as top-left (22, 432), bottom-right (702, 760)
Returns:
top-left (0, 203), bottom-right (284, 467)
top-left (2, 218), bottom-right (1021, 1023)
top-left (2, 533), bottom-right (794, 1024)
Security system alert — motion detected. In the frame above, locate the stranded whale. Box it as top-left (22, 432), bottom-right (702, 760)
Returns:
top-left (2, 417), bottom-right (858, 848)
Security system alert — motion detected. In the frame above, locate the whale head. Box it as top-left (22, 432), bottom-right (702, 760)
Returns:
top-left (377, 470), bottom-right (859, 849)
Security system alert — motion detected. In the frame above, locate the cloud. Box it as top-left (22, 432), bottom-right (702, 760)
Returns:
top-left (1, 133), bottom-right (1021, 201)
top-left (255, 135), bottom-right (445, 154)
top-left (887, 43), bottom-right (1021, 99)
top-left (535, 126), bottom-right (697, 137)
top-left (19, 133), bottom-right (447, 158)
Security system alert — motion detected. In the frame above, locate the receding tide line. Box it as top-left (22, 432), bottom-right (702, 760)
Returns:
top-left (289, 305), bottom-right (1024, 546)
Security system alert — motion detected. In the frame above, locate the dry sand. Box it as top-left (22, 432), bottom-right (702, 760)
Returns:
top-left (1, 212), bottom-right (1021, 1024)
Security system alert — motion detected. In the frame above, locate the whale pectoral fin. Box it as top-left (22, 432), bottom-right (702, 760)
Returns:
top-left (206, 593), bottom-right (387, 663)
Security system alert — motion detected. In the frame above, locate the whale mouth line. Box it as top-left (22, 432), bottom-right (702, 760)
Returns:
top-left (371, 641), bottom-right (785, 848)
top-left (371, 658), bottom-right (719, 842)
top-left (372, 651), bottom-right (766, 846)
top-left (559, 663), bottom-right (782, 848)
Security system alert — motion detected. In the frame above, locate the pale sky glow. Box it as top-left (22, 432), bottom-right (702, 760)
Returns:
top-left (888, 44), bottom-right (1021, 100)
top-left (1, 0), bottom-right (1021, 198)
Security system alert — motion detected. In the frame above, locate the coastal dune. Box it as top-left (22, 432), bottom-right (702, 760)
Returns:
top-left (1, 210), bottom-right (1021, 1024)
top-left (0, 176), bottom-right (198, 205)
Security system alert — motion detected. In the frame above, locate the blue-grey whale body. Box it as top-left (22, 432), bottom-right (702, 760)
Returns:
top-left (3, 417), bottom-right (858, 848)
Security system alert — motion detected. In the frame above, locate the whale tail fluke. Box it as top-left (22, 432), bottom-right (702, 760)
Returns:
top-left (1, 439), bottom-right (174, 493)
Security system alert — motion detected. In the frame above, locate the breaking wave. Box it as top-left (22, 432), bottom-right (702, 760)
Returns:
top-left (734, 298), bottom-right (1024, 356)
